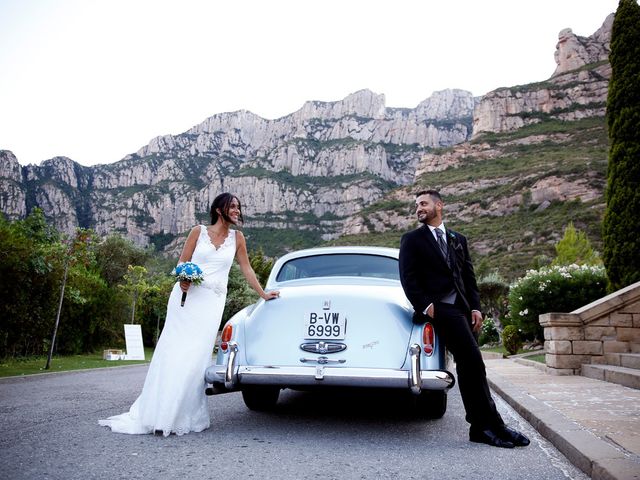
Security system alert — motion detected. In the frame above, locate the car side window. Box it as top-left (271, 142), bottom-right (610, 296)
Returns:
top-left (277, 263), bottom-right (305, 281)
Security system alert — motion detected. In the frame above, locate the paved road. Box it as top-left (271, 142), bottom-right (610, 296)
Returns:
top-left (0, 365), bottom-right (588, 480)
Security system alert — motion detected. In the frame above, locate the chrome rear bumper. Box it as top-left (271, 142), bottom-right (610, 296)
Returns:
top-left (205, 342), bottom-right (455, 393)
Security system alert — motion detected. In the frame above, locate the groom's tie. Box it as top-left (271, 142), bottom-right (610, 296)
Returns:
top-left (435, 228), bottom-right (456, 303)
top-left (435, 228), bottom-right (448, 262)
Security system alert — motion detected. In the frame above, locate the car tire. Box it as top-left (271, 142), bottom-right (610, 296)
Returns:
top-left (413, 390), bottom-right (447, 419)
top-left (241, 385), bottom-right (281, 411)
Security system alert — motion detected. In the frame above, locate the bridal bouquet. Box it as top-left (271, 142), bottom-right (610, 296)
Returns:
top-left (171, 262), bottom-right (204, 307)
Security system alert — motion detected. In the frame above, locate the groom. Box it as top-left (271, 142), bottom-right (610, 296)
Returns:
top-left (399, 189), bottom-right (529, 448)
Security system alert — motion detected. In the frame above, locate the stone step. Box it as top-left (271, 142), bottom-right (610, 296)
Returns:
top-left (620, 353), bottom-right (640, 369)
top-left (603, 352), bottom-right (640, 369)
top-left (581, 364), bottom-right (640, 390)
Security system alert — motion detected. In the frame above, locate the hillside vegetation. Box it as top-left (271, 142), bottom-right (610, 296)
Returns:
top-left (330, 116), bottom-right (608, 280)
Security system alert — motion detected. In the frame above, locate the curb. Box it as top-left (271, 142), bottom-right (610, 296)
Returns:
top-left (512, 356), bottom-right (548, 372)
top-left (487, 368), bottom-right (640, 480)
top-left (0, 361), bottom-right (150, 382)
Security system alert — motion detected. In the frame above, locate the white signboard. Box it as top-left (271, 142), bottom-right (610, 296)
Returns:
top-left (123, 324), bottom-right (145, 360)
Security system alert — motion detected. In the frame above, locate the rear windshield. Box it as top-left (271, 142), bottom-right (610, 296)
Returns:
top-left (275, 254), bottom-right (399, 282)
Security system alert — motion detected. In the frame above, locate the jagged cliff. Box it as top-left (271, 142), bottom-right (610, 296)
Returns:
top-left (0, 151), bottom-right (27, 219)
top-left (472, 14), bottom-right (612, 137)
top-left (338, 15), bottom-right (612, 278)
top-left (0, 13), bottom-right (613, 269)
top-left (1, 88), bottom-right (476, 250)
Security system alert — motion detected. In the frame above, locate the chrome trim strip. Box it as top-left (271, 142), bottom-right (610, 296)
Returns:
top-left (226, 365), bottom-right (455, 390)
top-left (299, 356), bottom-right (346, 364)
top-left (409, 343), bottom-right (421, 395)
top-left (224, 342), bottom-right (238, 389)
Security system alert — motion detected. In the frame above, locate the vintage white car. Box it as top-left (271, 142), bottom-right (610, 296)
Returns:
top-left (204, 246), bottom-right (454, 418)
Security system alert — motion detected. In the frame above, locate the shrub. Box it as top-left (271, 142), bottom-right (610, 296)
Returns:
top-left (501, 325), bottom-right (522, 355)
top-left (508, 264), bottom-right (607, 340)
top-left (478, 318), bottom-right (499, 346)
top-left (477, 272), bottom-right (510, 323)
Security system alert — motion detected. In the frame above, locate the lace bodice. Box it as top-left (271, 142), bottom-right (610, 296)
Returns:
top-left (190, 225), bottom-right (236, 296)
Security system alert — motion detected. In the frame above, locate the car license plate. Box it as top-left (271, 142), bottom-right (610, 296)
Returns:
top-left (304, 311), bottom-right (347, 339)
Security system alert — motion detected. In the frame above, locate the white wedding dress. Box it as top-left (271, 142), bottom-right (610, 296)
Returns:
top-left (99, 226), bottom-right (236, 436)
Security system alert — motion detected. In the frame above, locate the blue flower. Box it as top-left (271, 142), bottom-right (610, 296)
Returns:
top-left (172, 262), bottom-right (204, 284)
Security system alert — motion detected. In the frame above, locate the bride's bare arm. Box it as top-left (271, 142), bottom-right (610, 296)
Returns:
top-left (178, 227), bottom-right (200, 263)
top-left (235, 231), bottom-right (279, 300)
top-left (177, 227), bottom-right (200, 292)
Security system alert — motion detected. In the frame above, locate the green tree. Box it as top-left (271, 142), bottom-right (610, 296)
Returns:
top-left (0, 212), bottom-right (115, 359)
top-left (552, 222), bottom-right (601, 266)
top-left (119, 265), bottom-right (150, 324)
top-left (15, 207), bottom-right (59, 244)
top-left (138, 273), bottom-right (174, 345)
top-left (95, 234), bottom-right (148, 287)
top-left (249, 247), bottom-right (274, 286)
top-left (0, 210), bottom-right (64, 358)
top-left (45, 228), bottom-right (95, 369)
top-left (603, 0), bottom-right (640, 291)
top-left (0, 213), bottom-right (52, 357)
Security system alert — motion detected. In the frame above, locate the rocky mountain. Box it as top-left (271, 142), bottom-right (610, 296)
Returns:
top-left (473, 14), bottom-right (612, 137)
top-left (338, 15), bottom-right (613, 278)
top-left (1, 88), bottom-right (476, 251)
top-left (0, 13), bottom-right (614, 275)
top-left (0, 151), bottom-right (27, 219)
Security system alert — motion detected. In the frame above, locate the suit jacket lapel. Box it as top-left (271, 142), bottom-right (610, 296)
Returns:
top-left (420, 225), bottom-right (450, 269)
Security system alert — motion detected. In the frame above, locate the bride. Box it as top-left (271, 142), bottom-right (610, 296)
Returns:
top-left (99, 193), bottom-right (279, 436)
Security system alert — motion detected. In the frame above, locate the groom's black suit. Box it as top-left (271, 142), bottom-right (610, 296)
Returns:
top-left (399, 224), bottom-right (505, 431)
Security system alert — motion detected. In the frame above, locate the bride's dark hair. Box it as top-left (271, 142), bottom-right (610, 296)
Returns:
top-left (210, 193), bottom-right (243, 225)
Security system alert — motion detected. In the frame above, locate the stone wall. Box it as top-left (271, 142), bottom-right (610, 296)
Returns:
top-left (540, 281), bottom-right (640, 375)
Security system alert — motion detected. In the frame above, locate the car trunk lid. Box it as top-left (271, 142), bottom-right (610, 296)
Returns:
top-left (243, 282), bottom-right (414, 369)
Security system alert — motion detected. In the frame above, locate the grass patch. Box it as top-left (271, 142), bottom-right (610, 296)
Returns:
top-left (0, 348), bottom-right (154, 378)
top-left (480, 345), bottom-right (527, 356)
top-left (480, 346), bottom-right (546, 363)
top-left (526, 354), bottom-right (546, 364)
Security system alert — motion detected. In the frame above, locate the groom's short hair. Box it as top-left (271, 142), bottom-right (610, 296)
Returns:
top-left (415, 189), bottom-right (442, 202)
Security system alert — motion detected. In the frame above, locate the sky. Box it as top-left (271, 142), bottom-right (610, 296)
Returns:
top-left (0, 0), bottom-right (619, 167)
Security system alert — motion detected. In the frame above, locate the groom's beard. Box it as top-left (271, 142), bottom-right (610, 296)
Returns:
top-left (417, 209), bottom-right (437, 225)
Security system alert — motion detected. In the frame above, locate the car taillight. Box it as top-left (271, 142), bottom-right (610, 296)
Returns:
top-left (220, 324), bottom-right (233, 351)
top-left (423, 323), bottom-right (434, 356)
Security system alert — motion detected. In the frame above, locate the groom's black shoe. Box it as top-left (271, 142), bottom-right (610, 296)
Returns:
top-left (469, 427), bottom-right (515, 448)
top-left (497, 426), bottom-right (530, 447)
